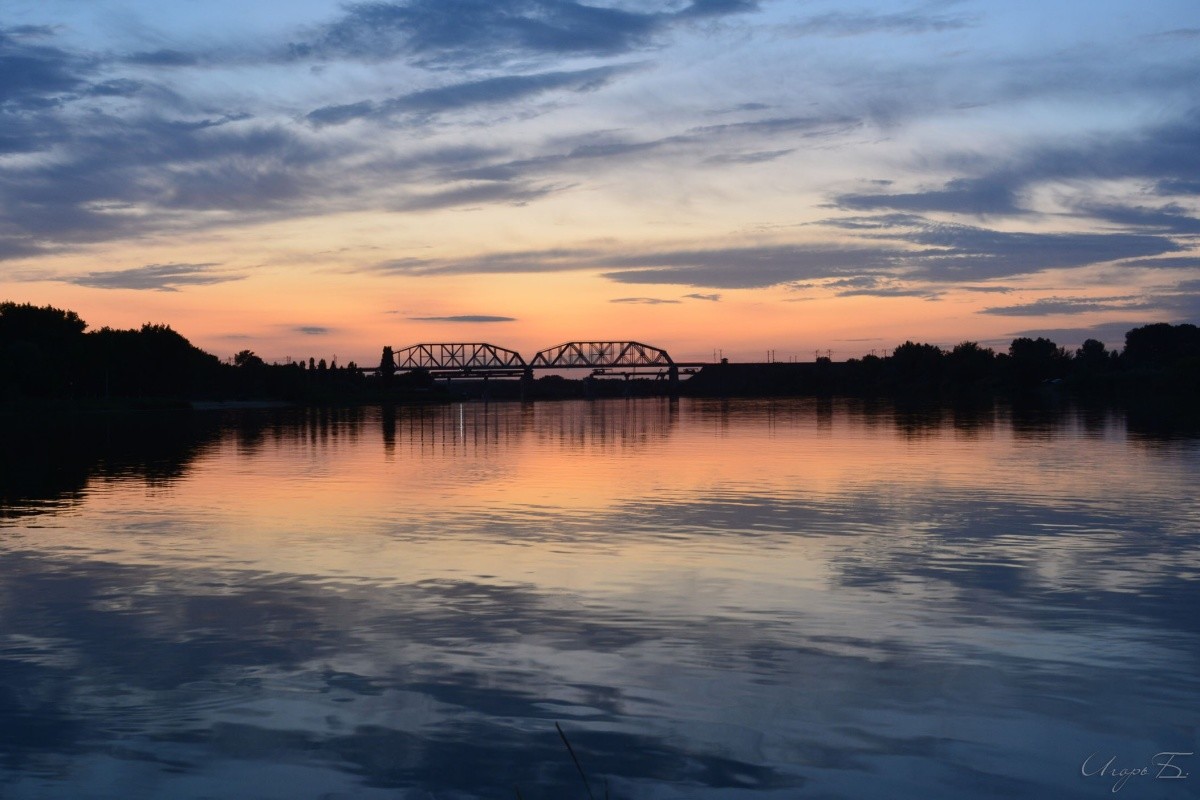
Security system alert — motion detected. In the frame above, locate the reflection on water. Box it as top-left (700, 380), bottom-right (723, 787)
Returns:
top-left (2, 399), bottom-right (1199, 799)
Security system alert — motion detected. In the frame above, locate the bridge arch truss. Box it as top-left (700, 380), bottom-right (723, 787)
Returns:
top-left (391, 342), bottom-right (526, 372)
top-left (529, 341), bottom-right (674, 369)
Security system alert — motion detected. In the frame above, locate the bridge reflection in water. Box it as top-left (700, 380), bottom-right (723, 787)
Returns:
top-left (369, 340), bottom-right (704, 397)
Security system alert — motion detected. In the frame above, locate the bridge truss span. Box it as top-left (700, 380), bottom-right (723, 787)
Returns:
top-left (392, 342), bottom-right (526, 372)
top-left (530, 341), bottom-right (675, 369)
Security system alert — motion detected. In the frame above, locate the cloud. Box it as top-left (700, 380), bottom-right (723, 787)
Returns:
top-left (789, 9), bottom-right (976, 37)
top-left (837, 286), bottom-right (942, 299)
top-left (288, 0), bottom-right (760, 66)
top-left (980, 296), bottom-right (1147, 317)
top-left (961, 285), bottom-right (1016, 293)
top-left (902, 222), bottom-right (1181, 281)
top-left (362, 212), bottom-right (1185, 291)
top-left (85, 78), bottom-right (143, 97)
top-left (683, 293), bottom-right (721, 301)
top-left (836, 177), bottom-right (1021, 216)
top-left (704, 148), bottom-right (794, 165)
top-left (295, 325), bottom-right (332, 335)
top-left (1073, 200), bottom-right (1200, 234)
top-left (370, 241), bottom-right (895, 289)
top-left (0, 28), bottom-right (89, 110)
top-left (64, 262), bottom-right (242, 291)
top-left (691, 115), bottom-right (860, 139)
top-left (818, 274), bottom-right (940, 299)
top-left (833, 111), bottom-right (1200, 228)
top-left (1145, 27), bottom-right (1200, 41)
top-left (1156, 179), bottom-right (1200, 196)
top-left (599, 244), bottom-right (899, 288)
top-left (305, 66), bottom-right (629, 127)
top-left (369, 248), bottom-right (592, 276)
top-left (0, 110), bottom-right (338, 251)
top-left (409, 315), bottom-right (517, 323)
top-left (392, 180), bottom-right (563, 211)
top-left (610, 296), bottom-right (681, 304)
top-left (123, 49), bottom-right (201, 67)
top-left (1116, 257), bottom-right (1200, 270)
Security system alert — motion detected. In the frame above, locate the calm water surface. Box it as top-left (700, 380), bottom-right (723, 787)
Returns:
top-left (1, 398), bottom-right (1198, 799)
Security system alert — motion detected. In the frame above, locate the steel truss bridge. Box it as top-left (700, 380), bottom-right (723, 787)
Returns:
top-left (373, 340), bottom-right (702, 382)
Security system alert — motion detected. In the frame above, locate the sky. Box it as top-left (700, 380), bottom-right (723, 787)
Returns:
top-left (1, 0), bottom-right (1198, 365)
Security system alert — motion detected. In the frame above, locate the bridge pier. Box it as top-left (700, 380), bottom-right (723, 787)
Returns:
top-left (520, 367), bottom-right (534, 402)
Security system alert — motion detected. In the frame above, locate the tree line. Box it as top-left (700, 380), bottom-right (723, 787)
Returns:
top-left (1, 300), bottom-right (1197, 403)
top-left (853, 325), bottom-right (1199, 394)
top-left (0, 301), bottom-right (366, 404)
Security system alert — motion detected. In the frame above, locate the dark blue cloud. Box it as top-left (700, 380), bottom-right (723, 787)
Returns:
top-left (1118, 257), bottom-right (1200, 270)
top-left (836, 177), bottom-right (1021, 216)
top-left (295, 325), bottom-right (332, 335)
top-left (123, 49), bottom-right (201, 67)
top-left (1072, 200), bottom-right (1200, 234)
top-left (306, 66), bottom-right (627, 127)
top-left (0, 29), bottom-right (88, 110)
top-left (598, 245), bottom-right (898, 288)
top-left (289, 0), bottom-right (758, 66)
top-left (904, 223), bottom-right (1181, 281)
top-left (0, 112), bottom-right (329, 256)
top-left (833, 112), bottom-right (1200, 231)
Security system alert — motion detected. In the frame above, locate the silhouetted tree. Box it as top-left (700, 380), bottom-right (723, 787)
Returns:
top-left (946, 341), bottom-right (995, 386)
top-left (1008, 336), bottom-right (1069, 385)
top-left (1122, 323), bottom-right (1200, 368)
top-left (890, 341), bottom-right (944, 388)
top-left (1076, 338), bottom-right (1108, 362)
top-left (0, 302), bottom-right (88, 397)
top-left (234, 349), bottom-right (265, 368)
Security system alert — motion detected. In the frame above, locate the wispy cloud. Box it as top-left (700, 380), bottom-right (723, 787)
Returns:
top-left (306, 66), bottom-right (630, 127)
top-left (287, 0), bottom-right (760, 66)
top-left (788, 9), bottom-right (977, 38)
top-left (610, 296), bottom-right (681, 304)
top-left (980, 296), bottom-right (1148, 316)
top-left (64, 262), bottom-right (242, 291)
top-left (409, 315), bottom-right (517, 323)
top-left (357, 214), bottom-right (1184, 291)
top-left (703, 149), bottom-right (794, 165)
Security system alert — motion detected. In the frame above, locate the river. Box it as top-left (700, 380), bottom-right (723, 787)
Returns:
top-left (1, 398), bottom-right (1198, 798)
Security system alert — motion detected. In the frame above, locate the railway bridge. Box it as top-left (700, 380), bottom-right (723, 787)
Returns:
top-left (370, 340), bottom-right (704, 395)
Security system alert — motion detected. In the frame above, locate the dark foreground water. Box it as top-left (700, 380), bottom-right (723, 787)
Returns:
top-left (1, 399), bottom-right (1198, 799)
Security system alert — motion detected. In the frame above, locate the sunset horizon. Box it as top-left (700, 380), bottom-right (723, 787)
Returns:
top-left (2, 0), bottom-right (1197, 365)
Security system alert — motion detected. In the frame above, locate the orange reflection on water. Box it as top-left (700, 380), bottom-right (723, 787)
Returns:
top-left (9, 399), bottom-right (1197, 606)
